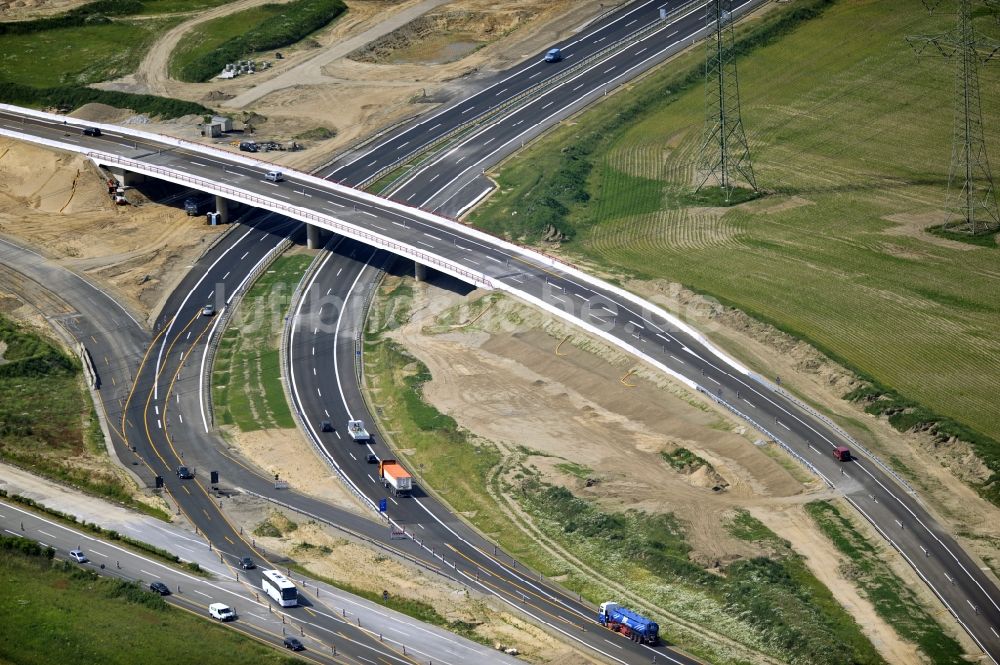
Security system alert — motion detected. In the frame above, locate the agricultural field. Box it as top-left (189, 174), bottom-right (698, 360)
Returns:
top-left (212, 253), bottom-right (310, 431)
top-left (470, 0), bottom-right (1000, 483)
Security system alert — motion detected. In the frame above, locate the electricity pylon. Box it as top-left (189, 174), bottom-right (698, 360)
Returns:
top-left (696, 0), bottom-right (757, 202)
top-left (908, 0), bottom-right (1000, 234)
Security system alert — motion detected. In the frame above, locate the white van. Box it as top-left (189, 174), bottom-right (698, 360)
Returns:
top-left (209, 602), bottom-right (236, 621)
top-left (265, 170), bottom-right (283, 182)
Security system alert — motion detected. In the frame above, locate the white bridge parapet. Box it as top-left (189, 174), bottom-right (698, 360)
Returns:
top-left (0, 103), bottom-right (755, 393)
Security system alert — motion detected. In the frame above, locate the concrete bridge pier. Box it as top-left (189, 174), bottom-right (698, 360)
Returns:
top-left (215, 195), bottom-right (230, 224)
top-left (414, 262), bottom-right (428, 282)
top-left (306, 224), bottom-right (321, 249)
top-left (105, 166), bottom-right (145, 186)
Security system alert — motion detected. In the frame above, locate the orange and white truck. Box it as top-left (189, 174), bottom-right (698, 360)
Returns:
top-left (378, 459), bottom-right (412, 496)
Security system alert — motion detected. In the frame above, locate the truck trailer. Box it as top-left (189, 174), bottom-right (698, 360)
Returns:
top-left (598, 602), bottom-right (659, 645)
top-left (378, 459), bottom-right (412, 496)
top-left (347, 419), bottom-right (370, 441)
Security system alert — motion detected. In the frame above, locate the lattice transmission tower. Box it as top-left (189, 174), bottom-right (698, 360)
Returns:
top-left (695, 0), bottom-right (757, 202)
top-left (908, 0), bottom-right (1000, 234)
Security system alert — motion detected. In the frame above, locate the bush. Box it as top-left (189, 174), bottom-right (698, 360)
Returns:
top-left (0, 81), bottom-right (211, 119)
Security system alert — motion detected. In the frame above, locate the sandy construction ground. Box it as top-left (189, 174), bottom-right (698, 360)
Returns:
top-left (0, 138), bottom-right (226, 322)
top-left (97, 0), bottom-right (622, 171)
top-left (369, 276), bottom-right (976, 662)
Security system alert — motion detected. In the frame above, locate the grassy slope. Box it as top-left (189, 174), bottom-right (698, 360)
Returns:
top-left (213, 254), bottom-right (309, 432)
top-left (805, 501), bottom-right (964, 664)
top-left (169, 4), bottom-right (288, 79)
top-left (0, 19), bottom-right (177, 87)
top-left (0, 544), bottom-right (291, 665)
top-left (471, 0), bottom-right (1000, 462)
top-left (0, 316), bottom-right (163, 517)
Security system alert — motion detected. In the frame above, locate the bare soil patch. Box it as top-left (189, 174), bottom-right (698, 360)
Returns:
top-left (0, 0), bottom-right (85, 21)
top-left (96, 0), bottom-right (621, 171)
top-left (0, 138), bottom-right (225, 321)
top-left (223, 428), bottom-right (369, 517)
top-left (389, 281), bottom-right (816, 564)
top-left (348, 7), bottom-right (536, 64)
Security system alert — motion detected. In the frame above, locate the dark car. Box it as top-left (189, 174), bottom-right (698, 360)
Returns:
top-left (82, 126), bottom-right (102, 137)
top-left (176, 465), bottom-right (193, 479)
top-left (365, 453), bottom-right (378, 464)
top-left (320, 420), bottom-right (333, 432)
top-left (283, 637), bottom-right (304, 651)
top-left (239, 556), bottom-right (255, 570)
top-left (149, 581), bottom-right (170, 595)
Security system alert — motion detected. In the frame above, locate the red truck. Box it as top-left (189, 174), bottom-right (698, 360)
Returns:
top-left (833, 446), bottom-right (851, 462)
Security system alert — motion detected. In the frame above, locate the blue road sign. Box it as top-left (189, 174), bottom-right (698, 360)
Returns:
top-left (379, 498), bottom-right (387, 513)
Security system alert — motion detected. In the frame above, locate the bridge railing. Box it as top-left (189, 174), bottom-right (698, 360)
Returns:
top-left (90, 151), bottom-right (494, 291)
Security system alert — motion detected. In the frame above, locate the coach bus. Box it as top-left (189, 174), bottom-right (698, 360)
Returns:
top-left (261, 569), bottom-right (298, 607)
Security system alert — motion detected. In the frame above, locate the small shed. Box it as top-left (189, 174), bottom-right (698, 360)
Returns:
top-left (211, 115), bottom-right (233, 132)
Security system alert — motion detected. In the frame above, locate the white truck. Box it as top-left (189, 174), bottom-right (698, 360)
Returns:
top-left (346, 419), bottom-right (370, 441)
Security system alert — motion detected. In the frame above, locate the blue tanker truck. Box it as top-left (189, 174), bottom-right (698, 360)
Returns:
top-left (598, 601), bottom-right (659, 645)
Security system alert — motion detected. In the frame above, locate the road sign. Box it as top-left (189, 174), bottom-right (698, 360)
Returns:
top-left (378, 498), bottom-right (387, 513)
top-left (389, 525), bottom-right (407, 540)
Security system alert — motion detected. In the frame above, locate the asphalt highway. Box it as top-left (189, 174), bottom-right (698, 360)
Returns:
top-left (286, 238), bottom-right (701, 664)
top-left (383, 0), bottom-right (759, 216)
top-left (3, 91), bottom-right (1000, 660)
top-left (1, 0), bottom-right (997, 659)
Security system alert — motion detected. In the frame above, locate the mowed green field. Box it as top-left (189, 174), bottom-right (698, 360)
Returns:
top-left (473, 0), bottom-right (1000, 445)
top-left (169, 4), bottom-right (289, 78)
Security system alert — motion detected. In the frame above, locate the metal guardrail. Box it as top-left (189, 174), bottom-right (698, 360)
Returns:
top-left (746, 374), bottom-right (919, 496)
top-left (697, 386), bottom-right (834, 488)
top-left (354, 0), bottom-right (701, 190)
top-left (201, 236), bottom-right (293, 426)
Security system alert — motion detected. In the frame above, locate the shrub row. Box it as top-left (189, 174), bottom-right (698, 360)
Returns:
top-left (0, 490), bottom-right (202, 574)
top-left (0, 81), bottom-right (211, 119)
top-left (0, 0), bottom-right (145, 36)
top-left (0, 534), bottom-right (55, 559)
top-left (177, 0), bottom-right (347, 82)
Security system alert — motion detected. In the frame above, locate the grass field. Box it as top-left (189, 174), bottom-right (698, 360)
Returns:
top-left (0, 538), bottom-right (293, 665)
top-left (806, 501), bottom-right (964, 663)
top-left (470, 0), bottom-right (1000, 484)
top-left (212, 254), bottom-right (310, 431)
top-left (362, 279), bottom-right (881, 665)
top-left (170, 0), bottom-right (346, 82)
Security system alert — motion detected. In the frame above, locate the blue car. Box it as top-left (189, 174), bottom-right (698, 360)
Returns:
top-left (544, 48), bottom-right (562, 62)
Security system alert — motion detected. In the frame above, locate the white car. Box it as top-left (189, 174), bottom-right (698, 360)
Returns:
top-left (209, 603), bottom-right (236, 621)
top-left (264, 170), bottom-right (284, 182)
top-left (69, 548), bottom-right (88, 563)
